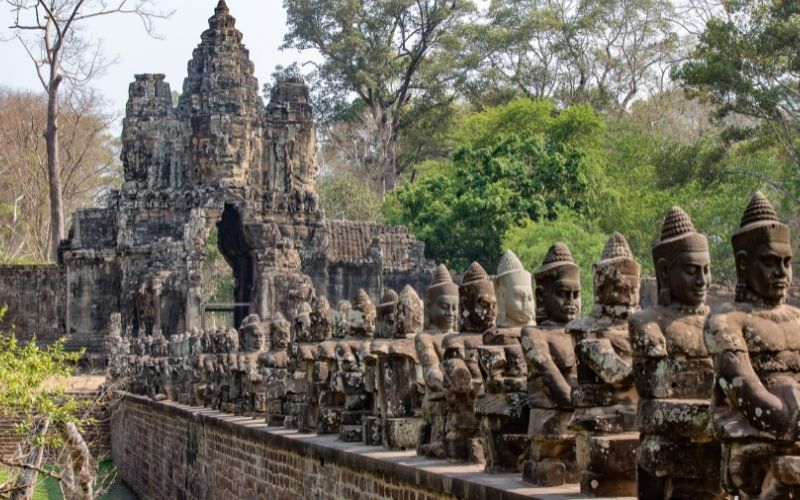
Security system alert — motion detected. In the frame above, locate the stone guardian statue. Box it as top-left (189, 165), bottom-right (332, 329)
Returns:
top-left (521, 242), bottom-right (581, 486)
top-left (705, 192), bottom-right (800, 498)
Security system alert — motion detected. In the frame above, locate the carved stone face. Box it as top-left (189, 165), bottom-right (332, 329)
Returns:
top-left (427, 294), bottom-right (458, 332)
top-left (271, 322), bottom-right (291, 350)
top-left (595, 263), bottom-right (640, 308)
top-left (539, 278), bottom-right (581, 325)
top-left (243, 323), bottom-right (265, 351)
top-left (461, 281), bottom-right (497, 332)
top-left (739, 241), bottom-right (793, 303)
top-left (394, 291), bottom-right (423, 337)
top-left (662, 251), bottom-right (711, 307)
top-left (376, 306), bottom-right (397, 339)
top-left (497, 273), bottom-right (534, 327)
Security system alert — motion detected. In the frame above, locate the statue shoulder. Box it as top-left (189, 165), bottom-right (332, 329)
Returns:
top-left (629, 307), bottom-right (662, 332)
top-left (704, 302), bottom-right (748, 355)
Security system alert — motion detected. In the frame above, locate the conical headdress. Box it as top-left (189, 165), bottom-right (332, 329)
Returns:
top-left (352, 289), bottom-right (374, 312)
top-left (377, 288), bottom-right (399, 313)
top-left (732, 192), bottom-right (789, 253)
top-left (425, 264), bottom-right (459, 300)
top-left (462, 262), bottom-right (490, 285)
top-left (601, 232), bottom-right (633, 261)
top-left (536, 242), bottom-right (579, 277)
top-left (595, 232), bottom-right (640, 279)
top-left (652, 206), bottom-right (708, 265)
top-left (496, 250), bottom-right (526, 279)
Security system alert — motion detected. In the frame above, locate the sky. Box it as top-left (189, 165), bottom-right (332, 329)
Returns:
top-left (0, 1), bottom-right (313, 129)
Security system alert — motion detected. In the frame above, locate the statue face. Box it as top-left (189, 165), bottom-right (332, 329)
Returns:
top-left (664, 251), bottom-right (711, 307)
top-left (376, 310), bottom-right (396, 339)
top-left (428, 294), bottom-right (458, 332)
top-left (462, 281), bottom-right (497, 331)
top-left (504, 284), bottom-right (534, 325)
top-left (247, 328), bottom-right (265, 351)
top-left (741, 241), bottom-right (793, 302)
top-left (541, 279), bottom-right (581, 324)
top-left (271, 327), bottom-right (290, 350)
top-left (595, 265), bottom-right (639, 307)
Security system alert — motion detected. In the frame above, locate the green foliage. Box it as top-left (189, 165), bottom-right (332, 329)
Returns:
top-left (0, 334), bottom-right (83, 444)
top-left (594, 114), bottom-right (765, 280)
top-left (385, 100), bottom-right (598, 272)
top-left (385, 98), bottom-right (601, 271)
top-left (503, 213), bottom-right (607, 310)
top-left (674, 0), bottom-right (800, 195)
top-left (318, 171), bottom-right (382, 221)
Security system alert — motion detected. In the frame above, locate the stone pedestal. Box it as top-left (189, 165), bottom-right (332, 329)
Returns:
top-left (363, 416), bottom-right (383, 446)
top-left (575, 432), bottom-right (638, 497)
top-left (522, 409), bottom-right (577, 486)
top-left (383, 418), bottom-right (424, 450)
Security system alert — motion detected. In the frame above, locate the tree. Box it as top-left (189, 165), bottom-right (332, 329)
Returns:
top-left (0, 333), bottom-right (113, 500)
top-left (317, 171), bottom-right (382, 221)
top-left (283, 0), bottom-right (475, 191)
top-left (674, 0), bottom-right (800, 204)
top-left (470, 0), bottom-right (681, 110)
top-left (6, 0), bottom-right (170, 260)
top-left (384, 99), bottom-right (602, 270)
top-left (0, 88), bottom-right (120, 262)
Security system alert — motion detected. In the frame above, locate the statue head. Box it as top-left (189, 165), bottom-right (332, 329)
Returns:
top-left (535, 242), bottom-right (581, 325)
top-left (459, 262), bottom-right (497, 332)
top-left (310, 296), bottom-right (333, 341)
top-left (393, 285), bottom-right (423, 337)
top-left (151, 327), bottom-right (167, 357)
top-left (333, 300), bottom-right (351, 338)
top-left (269, 313), bottom-right (291, 351)
top-left (494, 250), bottom-right (535, 327)
top-left (593, 232), bottom-right (640, 308)
top-left (350, 289), bottom-right (376, 338)
top-left (376, 289), bottom-right (399, 339)
top-left (652, 206), bottom-right (711, 308)
top-left (224, 327), bottom-right (239, 352)
top-left (292, 301), bottom-right (313, 343)
top-left (109, 313), bottom-right (122, 339)
top-left (424, 264), bottom-right (459, 333)
top-left (732, 192), bottom-right (792, 305)
top-left (240, 314), bottom-right (266, 352)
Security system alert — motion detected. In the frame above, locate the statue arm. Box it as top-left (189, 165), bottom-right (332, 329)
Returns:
top-left (415, 335), bottom-right (444, 392)
top-left (576, 337), bottom-right (632, 385)
top-left (523, 334), bottom-right (571, 408)
top-left (629, 316), bottom-right (667, 358)
top-left (716, 350), bottom-right (799, 439)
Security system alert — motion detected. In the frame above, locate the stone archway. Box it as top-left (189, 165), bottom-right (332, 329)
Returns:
top-left (216, 204), bottom-right (256, 328)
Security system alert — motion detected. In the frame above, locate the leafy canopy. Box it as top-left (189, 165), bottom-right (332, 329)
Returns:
top-left (384, 98), bottom-right (602, 272)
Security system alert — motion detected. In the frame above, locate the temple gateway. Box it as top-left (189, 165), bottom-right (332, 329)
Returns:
top-left (0, 0), bottom-right (433, 354)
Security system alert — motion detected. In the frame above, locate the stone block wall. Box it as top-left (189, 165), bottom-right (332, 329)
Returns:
top-left (0, 265), bottom-right (66, 347)
top-left (111, 395), bottom-right (553, 500)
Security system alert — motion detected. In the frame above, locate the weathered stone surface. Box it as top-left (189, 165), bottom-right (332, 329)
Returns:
top-left (568, 233), bottom-right (639, 497)
top-left (521, 242), bottom-right (582, 487)
top-left (476, 250), bottom-right (532, 474)
top-left (0, 2), bottom-right (434, 360)
top-left (706, 193), bottom-right (800, 498)
top-left (442, 262), bottom-right (495, 463)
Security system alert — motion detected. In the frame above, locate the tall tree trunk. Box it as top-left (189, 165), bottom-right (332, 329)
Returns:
top-left (10, 416), bottom-right (50, 500)
top-left (379, 115), bottom-right (398, 192)
top-left (45, 77), bottom-right (65, 262)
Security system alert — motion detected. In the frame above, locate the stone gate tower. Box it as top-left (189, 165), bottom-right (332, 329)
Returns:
top-left (36, 1), bottom-right (434, 349)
